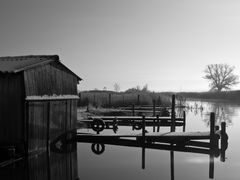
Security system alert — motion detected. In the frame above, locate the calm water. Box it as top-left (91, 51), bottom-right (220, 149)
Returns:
top-left (1, 100), bottom-right (240, 180)
top-left (77, 100), bottom-right (240, 180)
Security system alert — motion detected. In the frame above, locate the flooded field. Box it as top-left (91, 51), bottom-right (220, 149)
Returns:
top-left (1, 100), bottom-right (240, 180)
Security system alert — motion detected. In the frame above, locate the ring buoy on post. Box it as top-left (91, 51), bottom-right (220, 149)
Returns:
top-left (91, 118), bottom-right (105, 132)
top-left (91, 143), bottom-right (105, 155)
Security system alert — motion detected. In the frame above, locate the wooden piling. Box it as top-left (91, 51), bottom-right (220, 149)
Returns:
top-left (153, 118), bottom-right (156, 132)
top-left (220, 122), bottom-right (226, 162)
top-left (171, 95), bottom-right (176, 132)
top-left (210, 112), bottom-right (215, 142)
top-left (87, 99), bottom-right (89, 112)
top-left (209, 153), bottom-right (214, 179)
top-left (170, 151), bottom-right (175, 180)
top-left (153, 99), bottom-right (156, 117)
top-left (142, 145), bottom-right (145, 169)
top-left (108, 94), bottom-right (112, 107)
top-left (132, 104), bottom-right (135, 116)
top-left (137, 94), bottom-right (140, 105)
top-left (183, 111), bottom-right (186, 132)
top-left (142, 115), bottom-right (146, 142)
top-left (156, 115), bottom-right (160, 132)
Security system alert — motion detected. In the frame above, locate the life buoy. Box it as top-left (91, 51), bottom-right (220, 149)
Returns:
top-left (91, 143), bottom-right (105, 155)
top-left (91, 118), bottom-right (105, 132)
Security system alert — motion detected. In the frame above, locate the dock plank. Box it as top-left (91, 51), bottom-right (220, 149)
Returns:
top-left (88, 116), bottom-right (183, 121)
top-left (77, 131), bottom-right (211, 139)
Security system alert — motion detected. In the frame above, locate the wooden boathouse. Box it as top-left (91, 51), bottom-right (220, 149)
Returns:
top-left (0, 55), bottom-right (81, 155)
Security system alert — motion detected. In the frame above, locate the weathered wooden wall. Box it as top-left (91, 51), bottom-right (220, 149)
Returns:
top-left (28, 100), bottom-right (78, 154)
top-left (0, 73), bottom-right (24, 148)
top-left (28, 101), bottom-right (48, 154)
top-left (24, 62), bottom-right (78, 96)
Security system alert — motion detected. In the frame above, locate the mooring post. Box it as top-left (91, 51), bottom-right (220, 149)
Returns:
top-left (209, 112), bottom-right (216, 179)
top-left (171, 95), bottom-right (176, 132)
top-left (142, 115), bottom-right (146, 142)
top-left (220, 122), bottom-right (226, 162)
top-left (153, 117), bottom-right (156, 132)
top-left (142, 115), bottom-right (146, 169)
top-left (132, 104), bottom-right (135, 116)
top-left (209, 153), bottom-right (214, 179)
top-left (153, 99), bottom-right (156, 117)
top-left (157, 115), bottom-right (160, 132)
top-left (210, 112), bottom-right (215, 145)
top-left (137, 94), bottom-right (140, 105)
top-left (86, 98), bottom-right (89, 112)
top-left (108, 93), bottom-right (112, 107)
top-left (170, 151), bottom-right (175, 180)
top-left (183, 111), bottom-right (186, 132)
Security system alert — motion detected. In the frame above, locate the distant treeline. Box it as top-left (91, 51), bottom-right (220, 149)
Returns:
top-left (178, 90), bottom-right (240, 102)
top-left (77, 90), bottom-right (179, 107)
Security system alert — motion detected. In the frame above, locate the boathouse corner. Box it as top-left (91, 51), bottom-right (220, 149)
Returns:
top-left (0, 55), bottom-right (82, 155)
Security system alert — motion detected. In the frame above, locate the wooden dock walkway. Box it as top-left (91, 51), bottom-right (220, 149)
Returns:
top-left (76, 112), bottom-right (228, 152)
top-left (76, 131), bottom-right (213, 141)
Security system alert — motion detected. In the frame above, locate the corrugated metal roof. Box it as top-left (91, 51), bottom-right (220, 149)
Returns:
top-left (0, 55), bottom-right (82, 80)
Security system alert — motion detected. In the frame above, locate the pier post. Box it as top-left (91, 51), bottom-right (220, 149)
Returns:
top-left (153, 99), bottom-right (156, 117)
top-left (157, 115), bottom-right (160, 132)
top-left (220, 122), bottom-right (227, 162)
top-left (132, 104), bottom-right (135, 116)
top-left (170, 151), bottom-right (175, 180)
top-left (209, 112), bottom-right (216, 179)
top-left (86, 98), bottom-right (89, 112)
top-left (142, 115), bottom-right (146, 169)
top-left (209, 153), bottom-right (214, 179)
top-left (183, 111), bottom-right (186, 132)
top-left (210, 112), bottom-right (215, 144)
top-left (108, 93), bottom-right (112, 107)
top-left (142, 115), bottom-right (146, 142)
top-left (171, 95), bottom-right (176, 132)
top-left (137, 94), bottom-right (140, 105)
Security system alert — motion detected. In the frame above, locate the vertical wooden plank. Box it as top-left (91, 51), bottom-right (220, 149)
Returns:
top-left (132, 104), bottom-right (135, 116)
top-left (210, 112), bottom-right (215, 138)
top-left (171, 95), bottom-right (176, 132)
top-left (137, 94), bottom-right (140, 105)
top-left (183, 111), bottom-right (186, 132)
top-left (153, 99), bottom-right (156, 117)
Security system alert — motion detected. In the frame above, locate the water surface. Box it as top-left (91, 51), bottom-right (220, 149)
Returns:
top-left (78, 100), bottom-right (240, 180)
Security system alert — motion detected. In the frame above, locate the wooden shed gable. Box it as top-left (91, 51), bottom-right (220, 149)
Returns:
top-left (24, 62), bottom-right (79, 96)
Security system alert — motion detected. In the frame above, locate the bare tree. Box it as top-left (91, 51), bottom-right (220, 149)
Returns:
top-left (113, 83), bottom-right (120, 92)
top-left (204, 64), bottom-right (239, 92)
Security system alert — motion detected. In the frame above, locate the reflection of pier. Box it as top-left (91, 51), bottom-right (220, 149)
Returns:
top-left (76, 112), bottom-right (228, 179)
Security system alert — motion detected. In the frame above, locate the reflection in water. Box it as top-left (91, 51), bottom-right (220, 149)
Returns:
top-left (78, 130), bottom-right (228, 179)
top-left (0, 141), bottom-right (79, 180)
top-left (186, 100), bottom-right (236, 127)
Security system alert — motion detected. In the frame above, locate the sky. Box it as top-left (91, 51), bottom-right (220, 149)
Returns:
top-left (1, 0), bottom-right (240, 92)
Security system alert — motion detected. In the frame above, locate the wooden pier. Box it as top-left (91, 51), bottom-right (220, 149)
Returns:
top-left (76, 112), bottom-right (228, 151)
